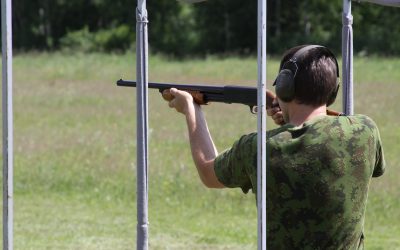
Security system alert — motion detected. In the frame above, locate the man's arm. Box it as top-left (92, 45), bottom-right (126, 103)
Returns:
top-left (167, 88), bottom-right (225, 188)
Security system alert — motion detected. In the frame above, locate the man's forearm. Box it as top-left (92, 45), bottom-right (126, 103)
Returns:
top-left (164, 88), bottom-right (224, 188)
top-left (185, 104), bottom-right (224, 188)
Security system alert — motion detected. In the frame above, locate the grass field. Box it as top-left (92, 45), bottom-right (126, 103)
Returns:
top-left (1, 52), bottom-right (399, 249)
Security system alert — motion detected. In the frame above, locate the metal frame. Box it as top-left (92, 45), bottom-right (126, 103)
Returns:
top-left (136, 0), bottom-right (149, 249)
top-left (355, 0), bottom-right (400, 7)
top-left (342, 0), bottom-right (354, 115)
top-left (257, 0), bottom-right (267, 249)
top-left (2, 0), bottom-right (14, 249)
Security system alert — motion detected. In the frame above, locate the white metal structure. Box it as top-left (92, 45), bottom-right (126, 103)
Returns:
top-left (356, 0), bottom-right (400, 7)
top-left (135, 0), bottom-right (149, 249)
top-left (2, 0), bottom-right (13, 249)
top-left (256, 0), bottom-right (268, 249)
top-left (343, 0), bottom-right (354, 115)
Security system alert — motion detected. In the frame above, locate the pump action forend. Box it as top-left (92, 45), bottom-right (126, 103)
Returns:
top-left (117, 79), bottom-right (342, 116)
top-left (117, 79), bottom-right (277, 113)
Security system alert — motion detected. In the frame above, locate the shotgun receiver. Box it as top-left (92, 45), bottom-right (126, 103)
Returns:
top-left (117, 79), bottom-right (276, 113)
top-left (116, 79), bottom-right (342, 116)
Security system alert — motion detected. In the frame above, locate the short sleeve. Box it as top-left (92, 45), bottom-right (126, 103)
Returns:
top-left (214, 133), bottom-right (257, 193)
top-left (372, 128), bottom-right (385, 177)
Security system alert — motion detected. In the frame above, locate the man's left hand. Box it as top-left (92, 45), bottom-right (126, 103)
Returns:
top-left (163, 88), bottom-right (196, 115)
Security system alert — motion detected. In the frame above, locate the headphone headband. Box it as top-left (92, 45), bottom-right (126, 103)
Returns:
top-left (283, 45), bottom-right (339, 78)
top-left (290, 45), bottom-right (322, 63)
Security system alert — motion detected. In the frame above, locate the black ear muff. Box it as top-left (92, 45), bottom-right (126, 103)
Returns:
top-left (274, 68), bottom-right (295, 102)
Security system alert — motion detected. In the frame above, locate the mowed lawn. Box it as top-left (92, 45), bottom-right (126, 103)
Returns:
top-left (0, 52), bottom-right (399, 249)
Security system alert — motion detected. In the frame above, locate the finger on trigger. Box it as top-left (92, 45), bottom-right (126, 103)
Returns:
top-left (272, 99), bottom-right (280, 108)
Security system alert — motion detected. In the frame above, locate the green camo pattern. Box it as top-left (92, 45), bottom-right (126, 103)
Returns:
top-left (214, 114), bottom-right (385, 249)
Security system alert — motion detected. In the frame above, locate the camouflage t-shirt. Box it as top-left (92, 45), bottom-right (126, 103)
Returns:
top-left (214, 114), bottom-right (385, 249)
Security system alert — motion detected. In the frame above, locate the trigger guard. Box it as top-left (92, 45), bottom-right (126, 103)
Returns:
top-left (251, 106), bottom-right (258, 114)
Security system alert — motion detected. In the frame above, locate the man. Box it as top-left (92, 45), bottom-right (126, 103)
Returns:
top-left (165, 45), bottom-right (385, 249)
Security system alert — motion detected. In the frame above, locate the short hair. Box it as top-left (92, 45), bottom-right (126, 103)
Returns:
top-left (279, 45), bottom-right (339, 106)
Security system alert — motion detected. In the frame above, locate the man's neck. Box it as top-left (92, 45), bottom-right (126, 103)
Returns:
top-left (287, 103), bottom-right (327, 126)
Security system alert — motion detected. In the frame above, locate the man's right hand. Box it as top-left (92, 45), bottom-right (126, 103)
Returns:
top-left (267, 99), bottom-right (285, 125)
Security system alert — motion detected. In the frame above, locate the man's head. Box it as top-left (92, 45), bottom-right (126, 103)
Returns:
top-left (273, 45), bottom-right (340, 107)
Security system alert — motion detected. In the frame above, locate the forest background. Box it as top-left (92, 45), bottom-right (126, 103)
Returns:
top-left (11, 0), bottom-right (400, 57)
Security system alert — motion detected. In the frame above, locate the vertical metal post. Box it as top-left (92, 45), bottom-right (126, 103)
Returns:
top-left (257, 0), bottom-right (267, 249)
top-left (2, 0), bottom-right (13, 249)
top-left (136, 0), bottom-right (149, 249)
top-left (342, 0), bottom-right (353, 115)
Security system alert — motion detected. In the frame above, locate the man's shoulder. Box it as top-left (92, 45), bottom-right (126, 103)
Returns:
top-left (336, 114), bottom-right (380, 138)
top-left (308, 114), bottom-right (379, 133)
top-left (349, 114), bottom-right (379, 129)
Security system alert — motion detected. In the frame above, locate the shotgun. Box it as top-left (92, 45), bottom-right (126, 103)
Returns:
top-left (116, 79), bottom-right (342, 116)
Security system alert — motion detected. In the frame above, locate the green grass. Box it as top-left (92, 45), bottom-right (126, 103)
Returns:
top-left (1, 52), bottom-right (399, 249)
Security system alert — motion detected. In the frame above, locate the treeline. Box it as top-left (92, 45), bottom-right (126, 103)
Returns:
top-left (11, 0), bottom-right (400, 56)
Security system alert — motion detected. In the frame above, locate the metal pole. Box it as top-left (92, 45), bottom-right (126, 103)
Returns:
top-left (1, 0), bottom-right (14, 249)
top-left (136, 0), bottom-right (149, 249)
top-left (257, 0), bottom-right (267, 249)
top-left (342, 0), bottom-right (354, 115)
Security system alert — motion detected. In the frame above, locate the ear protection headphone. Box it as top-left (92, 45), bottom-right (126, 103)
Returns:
top-left (273, 45), bottom-right (340, 106)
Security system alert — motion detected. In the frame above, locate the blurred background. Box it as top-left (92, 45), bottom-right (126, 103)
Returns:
top-left (1, 0), bottom-right (399, 249)
top-left (10, 0), bottom-right (400, 57)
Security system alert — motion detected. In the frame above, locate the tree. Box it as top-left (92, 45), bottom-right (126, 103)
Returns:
top-left (9, 0), bottom-right (400, 56)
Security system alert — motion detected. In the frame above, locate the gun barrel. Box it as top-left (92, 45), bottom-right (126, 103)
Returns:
top-left (116, 79), bottom-right (273, 108)
top-left (117, 79), bottom-right (137, 87)
top-left (117, 79), bottom-right (225, 93)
